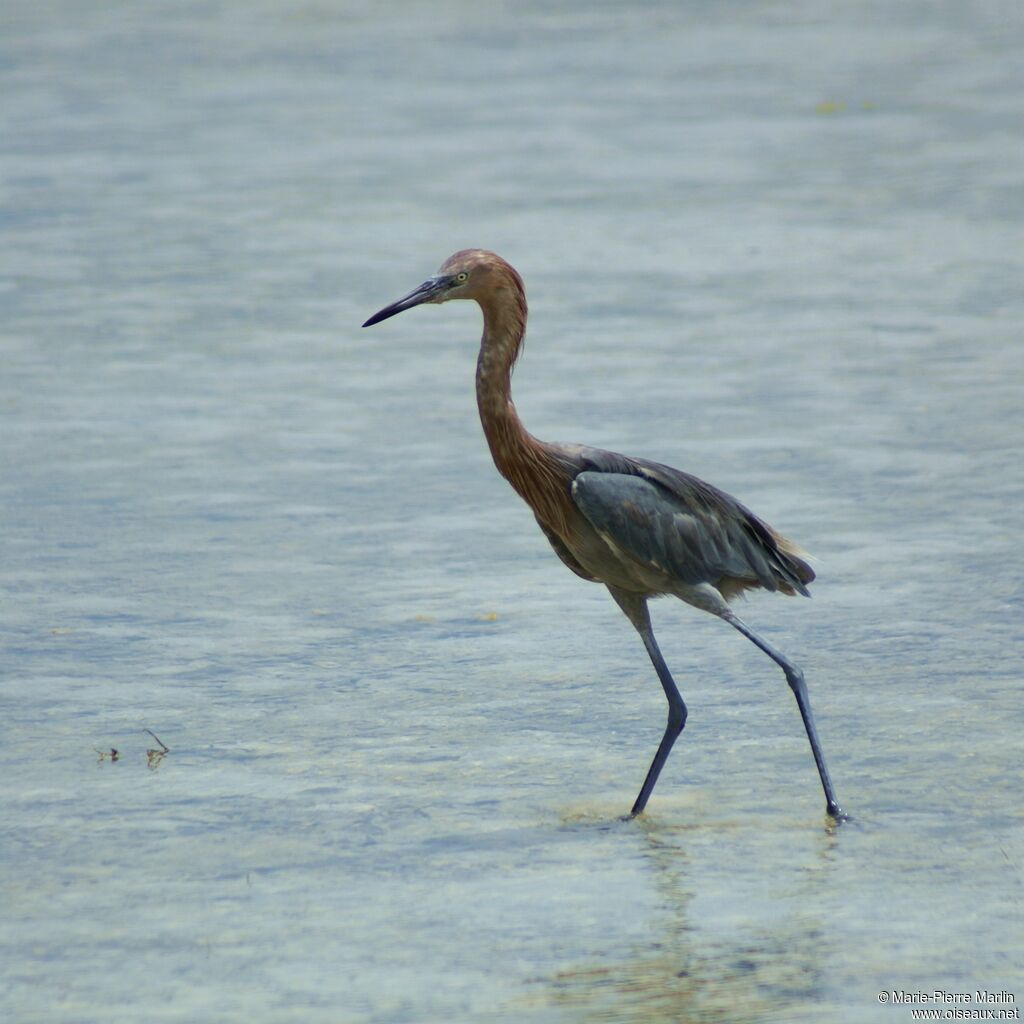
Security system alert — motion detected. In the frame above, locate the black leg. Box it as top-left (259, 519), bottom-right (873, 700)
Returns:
top-left (608, 588), bottom-right (688, 816)
top-left (630, 623), bottom-right (688, 816)
top-left (724, 610), bottom-right (848, 822)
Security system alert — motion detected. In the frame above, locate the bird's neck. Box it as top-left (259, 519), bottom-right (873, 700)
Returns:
top-left (475, 280), bottom-right (532, 475)
top-left (474, 278), bottom-right (572, 532)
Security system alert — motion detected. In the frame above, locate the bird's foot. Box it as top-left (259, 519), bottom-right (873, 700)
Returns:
top-left (827, 803), bottom-right (852, 824)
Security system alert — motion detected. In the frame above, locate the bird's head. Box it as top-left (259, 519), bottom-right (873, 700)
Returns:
top-left (362, 249), bottom-right (519, 327)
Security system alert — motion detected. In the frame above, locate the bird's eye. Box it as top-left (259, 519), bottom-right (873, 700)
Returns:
top-left (455, 272), bottom-right (468, 283)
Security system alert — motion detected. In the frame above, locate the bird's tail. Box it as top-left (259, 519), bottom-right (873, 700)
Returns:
top-left (774, 536), bottom-right (816, 595)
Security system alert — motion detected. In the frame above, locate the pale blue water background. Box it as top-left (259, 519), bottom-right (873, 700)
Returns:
top-left (2, 2), bottom-right (1022, 1021)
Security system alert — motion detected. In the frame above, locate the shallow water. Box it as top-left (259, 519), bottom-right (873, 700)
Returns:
top-left (2, 2), bottom-right (1022, 1021)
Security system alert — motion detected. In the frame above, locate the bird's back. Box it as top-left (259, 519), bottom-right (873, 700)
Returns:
top-left (542, 443), bottom-right (814, 604)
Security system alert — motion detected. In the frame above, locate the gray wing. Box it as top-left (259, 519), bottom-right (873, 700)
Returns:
top-left (571, 451), bottom-right (813, 596)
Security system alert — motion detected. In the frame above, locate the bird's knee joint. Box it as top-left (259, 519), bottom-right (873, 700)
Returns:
top-left (667, 703), bottom-right (688, 734)
top-left (785, 666), bottom-right (806, 693)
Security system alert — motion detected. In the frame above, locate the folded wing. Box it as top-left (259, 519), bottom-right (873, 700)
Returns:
top-left (571, 452), bottom-right (813, 598)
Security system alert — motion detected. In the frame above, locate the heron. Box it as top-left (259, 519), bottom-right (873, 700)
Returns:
top-left (363, 249), bottom-right (847, 822)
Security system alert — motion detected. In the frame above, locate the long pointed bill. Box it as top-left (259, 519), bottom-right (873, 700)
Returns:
top-left (362, 277), bottom-right (448, 327)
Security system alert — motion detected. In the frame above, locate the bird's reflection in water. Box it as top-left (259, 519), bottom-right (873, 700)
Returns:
top-left (536, 811), bottom-right (842, 1023)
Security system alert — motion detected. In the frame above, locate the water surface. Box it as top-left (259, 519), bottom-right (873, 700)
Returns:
top-left (2, 2), bottom-right (1022, 1021)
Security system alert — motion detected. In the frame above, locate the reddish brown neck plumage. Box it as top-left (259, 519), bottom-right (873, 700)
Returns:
top-left (473, 260), bottom-right (573, 535)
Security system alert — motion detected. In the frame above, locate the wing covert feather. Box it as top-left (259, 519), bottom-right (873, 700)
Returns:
top-left (571, 455), bottom-right (813, 596)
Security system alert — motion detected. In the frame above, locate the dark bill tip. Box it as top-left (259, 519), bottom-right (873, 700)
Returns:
top-left (361, 304), bottom-right (404, 328)
top-left (362, 277), bottom-right (446, 327)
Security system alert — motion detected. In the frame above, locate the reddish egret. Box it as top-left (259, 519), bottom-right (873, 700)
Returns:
top-left (363, 250), bottom-right (846, 822)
